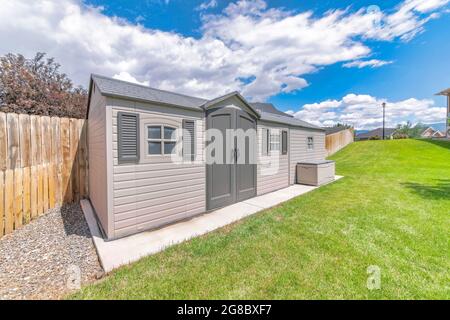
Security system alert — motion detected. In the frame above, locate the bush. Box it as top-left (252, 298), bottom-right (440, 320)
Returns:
top-left (0, 53), bottom-right (87, 118)
top-left (369, 135), bottom-right (381, 140)
top-left (393, 133), bottom-right (409, 139)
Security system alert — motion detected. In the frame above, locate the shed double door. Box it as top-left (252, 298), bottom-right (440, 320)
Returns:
top-left (206, 107), bottom-right (257, 210)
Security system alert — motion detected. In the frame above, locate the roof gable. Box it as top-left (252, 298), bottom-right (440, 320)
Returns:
top-left (202, 91), bottom-right (260, 118)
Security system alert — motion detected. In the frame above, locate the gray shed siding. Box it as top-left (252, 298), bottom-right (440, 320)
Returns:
top-left (289, 129), bottom-right (326, 184)
top-left (257, 121), bottom-right (290, 195)
top-left (87, 84), bottom-right (111, 235)
top-left (109, 98), bottom-right (206, 239)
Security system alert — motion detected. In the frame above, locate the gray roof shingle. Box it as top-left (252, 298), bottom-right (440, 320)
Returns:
top-left (259, 111), bottom-right (324, 130)
top-left (90, 74), bottom-right (323, 130)
top-left (250, 102), bottom-right (293, 118)
top-left (91, 74), bottom-right (207, 110)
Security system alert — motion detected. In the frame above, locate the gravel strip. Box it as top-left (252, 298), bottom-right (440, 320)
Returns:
top-left (0, 203), bottom-right (103, 300)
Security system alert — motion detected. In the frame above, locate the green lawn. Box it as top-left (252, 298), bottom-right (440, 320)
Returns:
top-left (72, 139), bottom-right (450, 299)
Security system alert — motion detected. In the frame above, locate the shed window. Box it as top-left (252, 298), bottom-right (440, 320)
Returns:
top-left (307, 136), bottom-right (314, 150)
top-left (270, 130), bottom-right (280, 151)
top-left (147, 125), bottom-right (177, 155)
top-left (282, 130), bottom-right (288, 155)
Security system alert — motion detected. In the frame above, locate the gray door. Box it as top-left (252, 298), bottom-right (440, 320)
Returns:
top-left (206, 108), bottom-right (257, 210)
top-left (236, 110), bottom-right (257, 202)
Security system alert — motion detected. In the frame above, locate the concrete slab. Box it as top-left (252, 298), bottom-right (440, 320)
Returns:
top-left (81, 175), bottom-right (343, 273)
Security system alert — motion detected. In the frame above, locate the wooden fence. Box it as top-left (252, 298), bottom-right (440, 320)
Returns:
top-left (325, 128), bottom-right (354, 156)
top-left (0, 112), bottom-right (88, 237)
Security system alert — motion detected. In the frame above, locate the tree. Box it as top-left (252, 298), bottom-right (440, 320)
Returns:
top-left (0, 53), bottom-right (87, 118)
top-left (333, 123), bottom-right (353, 129)
top-left (395, 121), bottom-right (426, 139)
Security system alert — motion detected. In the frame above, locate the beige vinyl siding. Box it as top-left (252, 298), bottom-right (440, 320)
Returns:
top-left (87, 84), bottom-right (110, 236)
top-left (289, 129), bottom-right (326, 184)
top-left (109, 98), bottom-right (206, 239)
top-left (257, 121), bottom-right (289, 195)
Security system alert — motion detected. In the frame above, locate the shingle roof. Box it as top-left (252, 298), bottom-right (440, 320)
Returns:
top-left (89, 74), bottom-right (324, 130)
top-left (356, 128), bottom-right (396, 139)
top-left (91, 74), bottom-right (207, 110)
top-left (250, 102), bottom-right (293, 118)
top-left (259, 111), bottom-right (324, 130)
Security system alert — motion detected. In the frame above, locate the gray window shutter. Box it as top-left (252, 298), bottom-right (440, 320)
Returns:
top-left (262, 128), bottom-right (268, 156)
top-left (282, 130), bottom-right (288, 155)
top-left (183, 120), bottom-right (195, 161)
top-left (118, 112), bottom-right (140, 163)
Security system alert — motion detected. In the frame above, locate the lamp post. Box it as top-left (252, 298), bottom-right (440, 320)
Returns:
top-left (382, 102), bottom-right (386, 140)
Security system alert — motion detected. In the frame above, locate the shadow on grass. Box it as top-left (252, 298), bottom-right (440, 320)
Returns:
top-left (402, 179), bottom-right (450, 200)
top-left (418, 138), bottom-right (450, 150)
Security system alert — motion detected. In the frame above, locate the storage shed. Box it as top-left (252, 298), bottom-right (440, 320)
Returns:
top-left (87, 74), bottom-right (326, 240)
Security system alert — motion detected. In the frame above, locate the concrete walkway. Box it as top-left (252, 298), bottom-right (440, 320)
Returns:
top-left (81, 176), bottom-right (343, 273)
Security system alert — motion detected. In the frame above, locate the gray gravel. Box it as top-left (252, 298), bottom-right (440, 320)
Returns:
top-left (0, 203), bottom-right (103, 300)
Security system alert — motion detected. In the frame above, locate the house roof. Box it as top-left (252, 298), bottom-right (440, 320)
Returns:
top-left (324, 126), bottom-right (351, 135)
top-left (436, 88), bottom-right (450, 96)
top-left (422, 127), bottom-right (444, 136)
top-left (203, 91), bottom-right (260, 118)
top-left (356, 128), bottom-right (396, 139)
top-left (88, 74), bottom-right (323, 130)
top-left (258, 111), bottom-right (324, 130)
top-left (250, 102), bottom-right (293, 118)
top-left (91, 74), bottom-right (207, 110)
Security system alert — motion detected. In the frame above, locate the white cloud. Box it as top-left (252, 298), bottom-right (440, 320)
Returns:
top-left (0, 0), bottom-right (448, 101)
top-left (113, 72), bottom-right (150, 86)
top-left (292, 94), bottom-right (447, 130)
top-left (196, 0), bottom-right (218, 11)
top-left (343, 59), bottom-right (393, 68)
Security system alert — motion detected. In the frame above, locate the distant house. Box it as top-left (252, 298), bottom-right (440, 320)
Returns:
top-left (421, 127), bottom-right (445, 138)
top-left (355, 128), bottom-right (396, 141)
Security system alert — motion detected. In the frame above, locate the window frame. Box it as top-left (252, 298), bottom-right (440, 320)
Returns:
top-left (269, 130), bottom-right (280, 152)
top-left (307, 136), bottom-right (314, 150)
top-left (146, 124), bottom-right (177, 156)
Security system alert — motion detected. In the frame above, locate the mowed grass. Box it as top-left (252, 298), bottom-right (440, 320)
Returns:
top-left (71, 139), bottom-right (450, 299)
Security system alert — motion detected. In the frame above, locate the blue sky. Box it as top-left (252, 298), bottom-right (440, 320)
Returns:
top-left (1, 0), bottom-right (449, 129)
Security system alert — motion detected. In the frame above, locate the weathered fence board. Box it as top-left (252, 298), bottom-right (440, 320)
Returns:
top-left (4, 169), bottom-right (14, 234)
top-left (14, 168), bottom-right (23, 228)
top-left (0, 171), bottom-right (4, 235)
top-left (7, 113), bottom-right (20, 169)
top-left (0, 113), bottom-right (7, 171)
top-left (0, 112), bottom-right (89, 237)
top-left (325, 128), bottom-right (354, 156)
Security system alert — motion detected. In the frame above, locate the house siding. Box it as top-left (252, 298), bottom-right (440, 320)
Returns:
top-left (289, 128), bottom-right (326, 185)
top-left (109, 98), bottom-right (206, 239)
top-left (257, 121), bottom-right (290, 195)
top-left (87, 84), bottom-right (110, 235)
